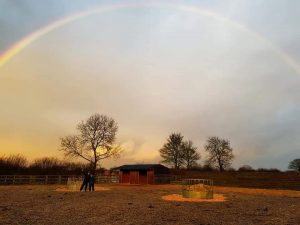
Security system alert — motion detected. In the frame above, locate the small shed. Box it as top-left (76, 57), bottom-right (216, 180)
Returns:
top-left (118, 164), bottom-right (170, 185)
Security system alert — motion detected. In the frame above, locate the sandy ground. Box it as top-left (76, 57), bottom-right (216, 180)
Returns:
top-left (0, 184), bottom-right (300, 225)
top-left (55, 186), bottom-right (110, 192)
top-left (162, 194), bottom-right (225, 202)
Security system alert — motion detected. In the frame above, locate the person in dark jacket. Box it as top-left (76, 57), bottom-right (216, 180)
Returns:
top-left (80, 171), bottom-right (90, 192)
top-left (89, 173), bottom-right (95, 191)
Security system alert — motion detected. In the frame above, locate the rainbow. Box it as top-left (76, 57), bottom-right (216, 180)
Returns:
top-left (1, 2), bottom-right (300, 75)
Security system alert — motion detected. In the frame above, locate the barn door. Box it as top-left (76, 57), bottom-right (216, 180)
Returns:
top-left (129, 171), bottom-right (139, 184)
top-left (139, 170), bottom-right (148, 184)
top-left (121, 171), bottom-right (130, 183)
top-left (147, 169), bottom-right (154, 184)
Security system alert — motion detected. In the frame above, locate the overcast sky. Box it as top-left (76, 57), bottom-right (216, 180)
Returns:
top-left (0, 0), bottom-right (300, 170)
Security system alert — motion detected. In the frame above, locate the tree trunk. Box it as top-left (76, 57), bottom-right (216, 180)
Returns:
top-left (218, 158), bottom-right (224, 172)
top-left (219, 164), bottom-right (224, 172)
top-left (92, 147), bottom-right (97, 174)
top-left (92, 161), bottom-right (97, 175)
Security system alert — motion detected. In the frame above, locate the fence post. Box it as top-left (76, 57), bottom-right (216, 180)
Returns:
top-left (13, 175), bottom-right (15, 185)
top-left (58, 175), bottom-right (61, 184)
top-left (45, 175), bottom-right (48, 184)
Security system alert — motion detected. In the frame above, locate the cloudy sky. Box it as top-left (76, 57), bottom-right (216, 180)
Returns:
top-left (0, 0), bottom-right (299, 170)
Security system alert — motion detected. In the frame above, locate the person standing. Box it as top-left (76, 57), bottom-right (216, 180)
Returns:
top-left (89, 173), bottom-right (95, 191)
top-left (80, 171), bottom-right (90, 192)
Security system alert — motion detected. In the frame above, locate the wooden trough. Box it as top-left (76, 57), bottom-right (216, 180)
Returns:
top-left (182, 179), bottom-right (214, 199)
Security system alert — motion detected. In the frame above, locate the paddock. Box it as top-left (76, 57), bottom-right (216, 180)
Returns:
top-left (0, 184), bottom-right (300, 225)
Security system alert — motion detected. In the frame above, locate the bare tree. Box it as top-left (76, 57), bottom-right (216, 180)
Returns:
top-left (288, 158), bottom-right (300, 172)
top-left (159, 133), bottom-right (184, 169)
top-left (182, 140), bottom-right (200, 170)
top-left (60, 113), bottom-right (121, 173)
top-left (6, 154), bottom-right (28, 168)
top-left (31, 157), bottom-right (61, 169)
top-left (204, 136), bottom-right (234, 171)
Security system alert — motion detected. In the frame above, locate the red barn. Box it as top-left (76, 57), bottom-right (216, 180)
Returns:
top-left (118, 164), bottom-right (170, 185)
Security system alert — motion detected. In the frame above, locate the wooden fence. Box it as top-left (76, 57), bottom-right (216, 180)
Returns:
top-left (1, 172), bottom-right (299, 190)
top-left (170, 171), bottom-right (300, 190)
top-left (0, 175), bottom-right (119, 185)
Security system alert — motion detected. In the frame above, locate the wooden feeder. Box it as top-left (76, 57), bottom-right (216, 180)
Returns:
top-left (182, 179), bottom-right (214, 199)
top-left (66, 177), bottom-right (81, 190)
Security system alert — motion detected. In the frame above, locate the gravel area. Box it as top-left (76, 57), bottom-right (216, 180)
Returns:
top-left (0, 184), bottom-right (300, 225)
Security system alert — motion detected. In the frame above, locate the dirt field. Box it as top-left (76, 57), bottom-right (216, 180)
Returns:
top-left (0, 184), bottom-right (300, 225)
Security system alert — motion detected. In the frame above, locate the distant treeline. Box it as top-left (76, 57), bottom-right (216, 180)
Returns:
top-left (0, 154), bottom-right (291, 175)
top-left (171, 164), bottom-right (282, 173)
top-left (0, 154), bottom-right (104, 175)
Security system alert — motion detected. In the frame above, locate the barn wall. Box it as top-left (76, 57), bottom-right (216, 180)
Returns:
top-left (129, 171), bottom-right (139, 184)
top-left (119, 165), bottom-right (170, 184)
top-left (154, 166), bottom-right (170, 175)
top-left (121, 171), bottom-right (130, 183)
top-left (147, 170), bottom-right (154, 184)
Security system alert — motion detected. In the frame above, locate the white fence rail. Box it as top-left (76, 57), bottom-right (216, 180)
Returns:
top-left (0, 175), bottom-right (119, 185)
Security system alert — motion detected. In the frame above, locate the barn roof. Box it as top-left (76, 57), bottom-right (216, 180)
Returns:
top-left (117, 164), bottom-right (168, 171)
